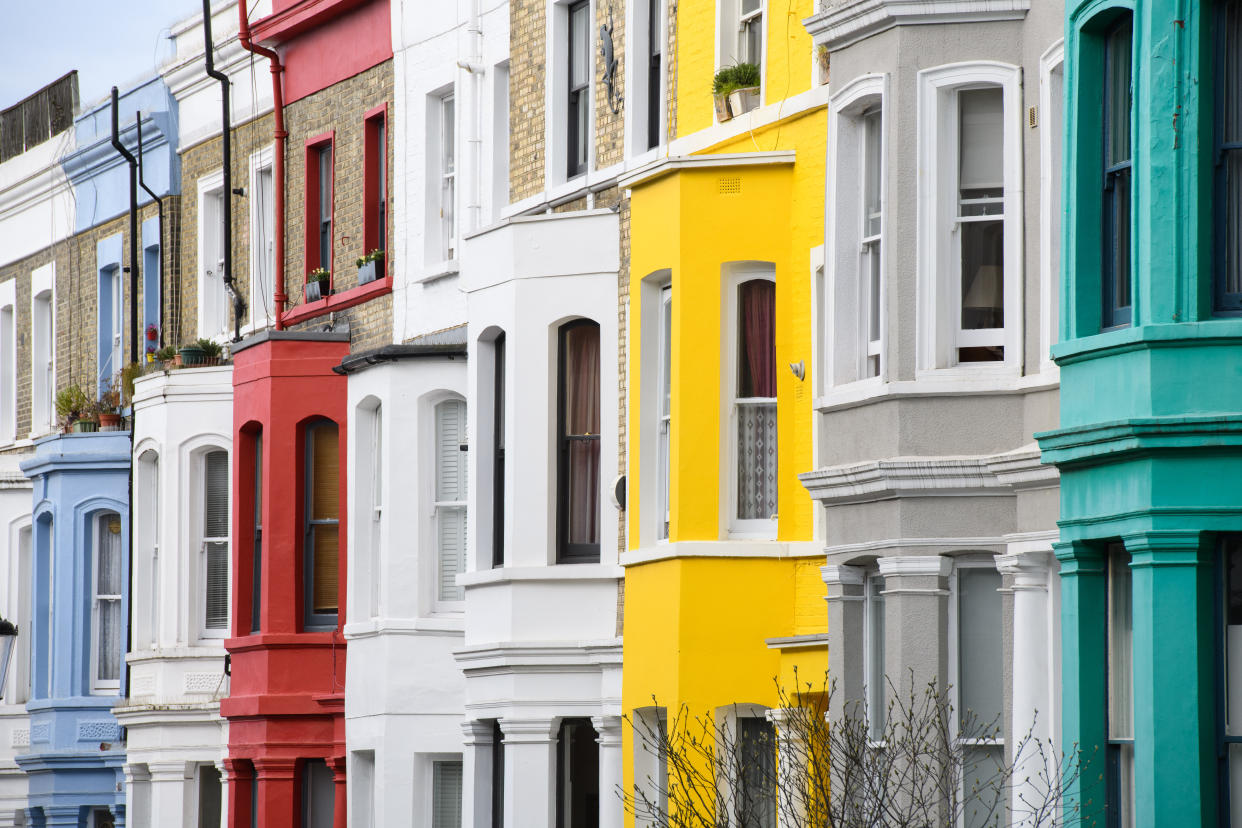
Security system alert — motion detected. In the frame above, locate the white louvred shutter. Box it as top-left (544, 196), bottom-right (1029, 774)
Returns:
top-left (436, 401), bottom-right (468, 602)
top-left (432, 761), bottom-right (463, 828)
top-left (204, 450), bottom-right (230, 630)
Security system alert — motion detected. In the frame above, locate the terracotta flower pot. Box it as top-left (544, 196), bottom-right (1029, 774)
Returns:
top-left (99, 413), bottom-right (122, 428)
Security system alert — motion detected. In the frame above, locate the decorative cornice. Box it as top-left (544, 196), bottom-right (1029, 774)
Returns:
top-left (61, 113), bottom-right (175, 191)
top-left (820, 564), bottom-right (865, 586)
top-left (1037, 415), bottom-right (1242, 469)
top-left (800, 446), bottom-right (1056, 505)
top-left (803, 0), bottom-right (1030, 51)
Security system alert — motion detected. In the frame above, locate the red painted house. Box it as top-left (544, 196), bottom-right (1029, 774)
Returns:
top-left (225, 0), bottom-right (393, 824)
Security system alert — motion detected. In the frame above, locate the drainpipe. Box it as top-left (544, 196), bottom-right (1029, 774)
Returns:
top-left (457, 0), bottom-right (485, 232)
top-left (109, 88), bottom-right (140, 370)
top-left (136, 115), bottom-right (166, 349)
top-left (238, 0), bottom-right (288, 329)
top-left (203, 0), bottom-right (246, 342)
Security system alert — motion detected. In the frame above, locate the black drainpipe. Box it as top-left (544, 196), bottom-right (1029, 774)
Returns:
top-left (203, 0), bottom-right (246, 342)
top-left (109, 88), bottom-right (140, 369)
top-left (137, 114), bottom-right (166, 350)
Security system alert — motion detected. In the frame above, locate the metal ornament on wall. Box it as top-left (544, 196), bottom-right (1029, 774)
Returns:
top-left (600, 8), bottom-right (621, 114)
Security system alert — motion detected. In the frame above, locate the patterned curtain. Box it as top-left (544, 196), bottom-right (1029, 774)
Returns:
top-left (737, 280), bottom-right (777, 521)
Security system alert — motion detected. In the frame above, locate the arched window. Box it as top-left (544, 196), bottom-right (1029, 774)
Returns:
top-left (304, 421), bottom-right (340, 630)
top-left (557, 320), bottom-right (601, 563)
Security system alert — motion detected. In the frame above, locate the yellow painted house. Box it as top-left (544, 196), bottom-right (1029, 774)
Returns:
top-left (621, 0), bottom-right (829, 819)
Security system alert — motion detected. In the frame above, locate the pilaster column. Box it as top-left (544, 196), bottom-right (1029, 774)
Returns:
top-left (876, 556), bottom-right (952, 700)
top-left (499, 718), bottom-right (558, 827)
top-left (252, 757), bottom-right (298, 828)
top-left (461, 720), bottom-right (495, 828)
top-left (1053, 539), bottom-right (1106, 822)
top-left (123, 763), bottom-right (150, 828)
top-left (821, 565), bottom-right (865, 722)
top-left (995, 549), bottom-right (1053, 821)
top-left (215, 759), bottom-right (230, 828)
top-left (328, 756), bottom-right (347, 828)
top-left (1123, 530), bottom-right (1217, 827)
top-left (41, 806), bottom-right (81, 828)
top-left (147, 760), bottom-right (191, 828)
top-left (224, 758), bottom-right (253, 828)
top-left (591, 715), bottom-right (623, 828)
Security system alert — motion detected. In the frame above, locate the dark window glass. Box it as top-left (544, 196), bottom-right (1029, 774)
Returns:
top-left (251, 431), bottom-right (263, 633)
top-left (567, 1), bottom-right (589, 178)
top-left (198, 765), bottom-right (222, 828)
top-left (301, 759), bottom-right (334, 828)
top-left (318, 144), bottom-right (333, 273)
top-left (492, 334), bottom-right (506, 568)
top-left (203, 450), bottom-right (230, 631)
top-left (647, 0), bottom-right (662, 150)
top-left (555, 719), bottom-right (599, 828)
top-left (378, 119), bottom-right (387, 252)
top-left (491, 720), bottom-right (505, 828)
top-left (1217, 1), bottom-right (1242, 312)
top-left (557, 321), bottom-right (601, 563)
top-left (304, 422), bottom-right (340, 630)
top-left (737, 716), bottom-right (776, 828)
top-left (1106, 542), bottom-right (1134, 827)
top-left (1102, 15), bottom-right (1133, 329)
top-left (736, 279), bottom-right (777, 523)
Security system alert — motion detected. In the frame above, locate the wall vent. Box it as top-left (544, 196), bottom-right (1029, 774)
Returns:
top-left (718, 177), bottom-right (742, 195)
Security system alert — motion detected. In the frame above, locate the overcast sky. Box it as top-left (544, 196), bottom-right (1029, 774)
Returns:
top-left (0, 0), bottom-right (204, 112)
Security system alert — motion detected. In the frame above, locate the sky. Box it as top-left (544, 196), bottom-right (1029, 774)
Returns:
top-left (0, 0), bottom-right (205, 113)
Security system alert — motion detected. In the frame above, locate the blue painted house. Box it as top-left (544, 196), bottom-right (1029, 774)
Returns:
top-left (19, 433), bottom-right (132, 828)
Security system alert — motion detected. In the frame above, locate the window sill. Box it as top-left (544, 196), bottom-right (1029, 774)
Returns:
top-left (412, 260), bottom-right (460, 285)
top-left (279, 275), bottom-right (393, 327)
top-left (815, 370), bottom-right (1056, 413)
top-left (457, 563), bottom-right (624, 587)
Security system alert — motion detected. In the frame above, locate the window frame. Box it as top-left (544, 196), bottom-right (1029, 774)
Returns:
top-left (916, 62), bottom-right (1024, 376)
top-left (1039, 41), bottom-right (1066, 371)
top-left (90, 512), bottom-right (123, 694)
top-left (825, 74), bottom-right (888, 392)
top-left (566, 0), bottom-right (591, 180)
top-left (196, 170), bottom-right (229, 341)
top-left (0, 279), bottom-right (16, 445)
top-left (492, 333), bottom-right (506, 568)
top-left (1215, 0), bottom-right (1242, 314)
top-left (656, 283), bottom-right (673, 541)
top-left (1217, 536), bottom-right (1242, 824)
top-left (724, 265), bottom-right (778, 539)
top-left (863, 569), bottom-right (886, 743)
top-left (556, 319), bottom-right (603, 564)
top-left (303, 420), bottom-right (341, 632)
top-left (30, 263), bottom-right (55, 437)
top-left (433, 397), bottom-right (469, 609)
top-left (199, 448), bottom-right (231, 640)
top-left (1100, 15), bottom-right (1134, 330)
top-left (248, 145), bottom-right (276, 332)
top-left (304, 132), bottom-right (335, 287)
top-left (363, 104), bottom-right (389, 272)
top-left (247, 428), bottom-right (263, 635)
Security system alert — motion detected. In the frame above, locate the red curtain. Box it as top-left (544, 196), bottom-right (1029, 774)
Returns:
top-left (740, 279), bottom-right (776, 398)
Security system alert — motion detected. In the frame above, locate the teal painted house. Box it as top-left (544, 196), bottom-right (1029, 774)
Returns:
top-left (1037, 0), bottom-right (1242, 824)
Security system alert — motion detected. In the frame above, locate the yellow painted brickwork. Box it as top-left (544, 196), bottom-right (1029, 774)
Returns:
top-left (282, 60), bottom-right (395, 352)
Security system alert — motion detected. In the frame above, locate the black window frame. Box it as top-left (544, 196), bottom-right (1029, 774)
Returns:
top-left (1216, 0), bottom-right (1242, 314)
top-left (303, 419), bottom-right (340, 631)
top-left (556, 320), bottom-right (601, 564)
top-left (567, 0), bottom-right (590, 179)
top-left (1101, 13), bottom-right (1134, 330)
top-left (492, 333), bottom-right (506, 568)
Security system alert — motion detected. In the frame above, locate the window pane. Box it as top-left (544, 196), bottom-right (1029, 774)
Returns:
top-left (302, 759), bottom-right (334, 828)
top-left (866, 575), bottom-right (885, 739)
top-left (960, 220), bottom-right (1005, 330)
top-left (1108, 543), bottom-right (1133, 740)
top-left (863, 109), bottom-right (882, 238)
top-left (563, 323), bottom-right (600, 436)
top-left (737, 717), bottom-right (776, 828)
top-left (736, 403), bottom-right (777, 521)
top-left (958, 568), bottom-right (1003, 728)
top-left (204, 450), bottom-right (229, 538)
top-left (741, 0), bottom-right (761, 13)
top-left (566, 438), bottom-right (600, 545)
top-left (1224, 0), bottom-right (1242, 297)
top-left (1106, 20), bottom-right (1133, 167)
top-left (959, 88), bottom-right (1003, 194)
top-left (432, 761), bottom-right (464, 828)
top-left (206, 542), bottom-right (229, 630)
top-left (98, 599), bottom-right (120, 682)
top-left (98, 517), bottom-right (122, 596)
top-left (198, 766), bottom-right (222, 828)
top-left (1229, 744), bottom-right (1242, 827)
top-left (312, 525), bottom-right (339, 615)
top-left (570, 3), bottom-right (589, 88)
top-left (1110, 167), bottom-right (1132, 314)
top-left (311, 426), bottom-right (340, 521)
top-left (963, 744), bottom-right (1005, 828)
top-left (737, 280), bottom-right (775, 399)
top-left (1226, 151), bottom-right (1242, 296)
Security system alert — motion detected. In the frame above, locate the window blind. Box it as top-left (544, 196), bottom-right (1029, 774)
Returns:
top-left (437, 400), bottom-right (468, 601)
top-left (432, 760), bottom-right (464, 828)
top-left (308, 424), bottom-right (340, 617)
top-left (958, 88), bottom-right (1004, 192)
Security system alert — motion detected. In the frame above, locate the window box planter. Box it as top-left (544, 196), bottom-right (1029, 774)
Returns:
top-left (179, 345), bottom-right (207, 366)
top-left (305, 279), bottom-right (332, 303)
top-left (714, 93), bottom-right (733, 122)
top-left (72, 419), bottom-right (99, 433)
top-left (357, 260), bottom-right (379, 286)
top-left (728, 86), bottom-right (761, 117)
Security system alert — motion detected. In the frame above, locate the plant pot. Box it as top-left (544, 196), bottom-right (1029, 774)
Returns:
top-left (201, 356), bottom-right (221, 367)
top-left (173, 354), bottom-right (183, 367)
top-left (714, 93), bottom-right (733, 122)
top-left (358, 260), bottom-right (379, 286)
top-left (99, 413), bottom-right (122, 428)
top-left (728, 86), bottom-right (761, 117)
top-left (71, 420), bottom-right (99, 433)
top-left (179, 346), bottom-right (206, 366)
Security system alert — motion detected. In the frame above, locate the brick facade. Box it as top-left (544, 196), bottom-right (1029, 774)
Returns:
top-left (281, 60), bottom-right (395, 352)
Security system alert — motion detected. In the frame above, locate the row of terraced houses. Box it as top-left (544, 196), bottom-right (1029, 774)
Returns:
top-left (0, 0), bottom-right (1235, 825)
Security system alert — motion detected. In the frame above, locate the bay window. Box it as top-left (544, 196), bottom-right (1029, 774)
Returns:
top-left (567, 1), bottom-right (590, 179)
top-left (1107, 542), bottom-right (1135, 826)
top-left (731, 274), bottom-right (777, 536)
top-left (201, 449), bottom-right (229, 636)
top-left (92, 512), bottom-right (123, 692)
top-left (1102, 16), bottom-right (1133, 329)
top-left (557, 320), bottom-right (601, 563)
top-left (1217, 0), bottom-right (1242, 313)
top-left (435, 399), bottom-right (468, 603)
top-left (304, 421), bottom-right (340, 630)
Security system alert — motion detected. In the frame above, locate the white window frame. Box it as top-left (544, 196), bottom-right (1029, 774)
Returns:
top-left (197, 447), bottom-right (231, 640)
top-left (248, 146), bottom-right (276, 334)
top-left (0, 279), bottom-right (16, 445)
top-left (916, 62), bottom-right (1024, 377)
top-left (9, 521), bottom-right (31, 704)
top-left (656, 283), bottom-right (672, 542)
top-left (546, 0), bottom-right (595, 187)
top-left (30, 263), bottom-right (55, 438)
top-left (632, 707), bottom-right (669, 828)
top-left (440, 92), bottom-right (457, 262)
top-left (433, 396), bottom-right (468, 611)
top-left (639, 271), bottom-right (674, 548)
top-left (825, 74), bottom-right (888, 393)
top-left (947, 556), bottom-right (1006, 821)
top-left (430, 757), bottom-right (464, 828)
top-left (90, 513), bottom-right (123, 693)
top-left (197, 170), bottom-right (229, 342)
top-left (1039, 41), bottom-right (1065, 376)
top-left (625, 0), bottom-right (668, 160)
top-left (722, 264), bottom-right (778, 539)
top-left (135, 447), bottom-right (160, 650)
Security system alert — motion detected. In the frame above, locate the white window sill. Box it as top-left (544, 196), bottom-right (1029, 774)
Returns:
top-left (457, 563), bottom-right (624, 587)
top-left (412, 260), bottom-right (460, 285)
top-left (815, 369), bottom-right (1057, 413)
top-left (622, 539), bottom-right (822, 567)
top-left (343, 616), bottom-right (465, 639)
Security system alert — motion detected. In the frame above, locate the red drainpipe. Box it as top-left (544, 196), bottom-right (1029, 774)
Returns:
top-left (238, 3), bottom-right (289, 328)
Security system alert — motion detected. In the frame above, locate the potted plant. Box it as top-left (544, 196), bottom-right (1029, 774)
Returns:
top-left (356, 249), bottom-right (384, 286)
top-left (196, 338), bottom-right (224, 366)
top-left (155, 345), bottom-right (177, 367)
top-left (179, 341), bottom-right (207, 366)
top-left (305, 268), bottom-right (331, 302)
top-left (712, 65), bottom-right (737, 122)
top-left (55, 385), bottom-right (94, 433)
top-left (97, 381), bottom-right (122, 431)
top-left (726, 62), bottom-right (761, 117)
